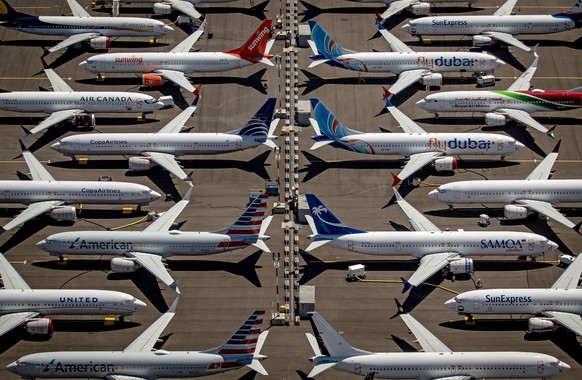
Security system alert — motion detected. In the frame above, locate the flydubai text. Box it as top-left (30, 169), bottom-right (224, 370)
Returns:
top-left (428, 137), bottom-right (492, 150)
top-left (417, 56), bottom-right (475, 68)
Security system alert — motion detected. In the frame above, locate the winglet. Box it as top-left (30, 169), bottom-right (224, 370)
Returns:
top-left (167, 297), bottom-right (179, 313)
top-left (390, 298), bottom-right (407, 319)
top-left (382, 86), bottom-right (393, 107)
top-left (401, 277), bottom-right (413, 293)
top-left (392, 187), bottom-right (403, 202)
top-left (547, 126), bottom-right (557, 140)
top-left (552, 139), bottom-right (562, 153)
top-left (374, 13), bottom-right (385, 30)
top-left (18, 139), bottom-right (28, 153)
top-left (40, 57), bottom-right (49, 70)
top-left (20, 126), bottom-right (32, 139)
top-left (574, 221), bottom-right (582, 236)
top-left (391, 172), bottom-right (401, 187)
top-left (193, 84), bottom-right (202, 98)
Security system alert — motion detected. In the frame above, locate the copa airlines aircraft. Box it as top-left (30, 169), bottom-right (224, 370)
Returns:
top-left (305, 189), bottom-right (557, 293)
top-left (348, 0), bottom-right (479, 21)
top-left (0, 252), bottom-right (146, 339)
top-left (445, 255), bottom-right (582, 335)
top-left (307, 18), bottom-right (504, 96)
top-left (310, 88), bottom-right (523, 187)
top-left (51, 92), bottom-right (279, 182)
top-left (428, 140), bottom-right (582, 234)
top-left (79, 19), bottom-right (274, 93)
top-left (7, 300), bottom-right (270, 379)
top-left (305, 308), bottom-right (570, 379)
top-left (0, 141), bottom-right (161, 235)
top-left (36, 189), bottom-right (272, 294)
top-left (401, 0), bottom-right (582, 52)
top-left (0, 67), bottom-right (172, 138)
top-left (93, 0), bottom-right (239, 20)
top-left (0, 0), bottom-right (173, 54)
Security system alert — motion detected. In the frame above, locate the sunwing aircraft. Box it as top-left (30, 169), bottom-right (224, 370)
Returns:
top-left (79, 19), bottom-right (274, 93)
top-left (0, 0), bottom-right (173, 54)
top-left (0, 67), bottom-right (173, 138)
top-left (348, 0), bottom-right (479, 22)
top-left (310, 88), bottom-right (523, 187)
top-left (401, 0), bottom-right (582, 52)
top-left (304, 308), bottom-right (570, 379)
top-left (7, 300), bottom-right (270, 379)
top-left (416, 54), bottom-right (582, 138)
top-left (36, 189), bottom-right (272, 294)
top-left (0, 141), bottom-right (161, 235)
top-left (0, 252), bottom-right (146, 339)
top-left (307, 18), bottom-right (504, 96)
top-left (92, 0), bottom-right (240, 20)
top-left (51, 92), bottom-right (279, 182)
top-left (304, 189), bottom-right (556, 293)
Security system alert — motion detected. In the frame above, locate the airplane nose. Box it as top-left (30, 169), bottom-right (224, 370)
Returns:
top-left (51, 142), bottom-right (61, 151)
top-left (151, 190), bottom-right (162, 201)
top-left (496, 58), bottom-right (506, 67)
top-left (36, 239), bottom-right (47, 251)
top-left (79, 60), bottom-right (87, 70)
top-left (164, 25), bottom-right (174, 33)
top-left (6, 361), bottom-right (17, 373)
top-left (415, 99), bottom-right (427, 110)
top-left (514, 141), bottom-right (525, 150)
top-left (135, 299), bottom-right (147, 309)
top-left (548, 241), bottom-right (559, 251)
top-left (443, 298), bottom-right (456, 310)
top-left (427, 189), bottom-right (438, 199)
top-left (559, 361), bottom-right (571, 372)
top-left (401, 23), bottom-right (411, 33)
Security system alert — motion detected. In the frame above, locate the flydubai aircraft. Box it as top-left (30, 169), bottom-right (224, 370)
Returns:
top-left (348, 0), bottom-right (479, 22)
top-left (0, 67), bottom-right (173, 138)
top-left (304, 308), bottom-right (570, 379)
top-left (429, 141), bottom-right (582, 234)
top-left (7, 300), bottom-right (270, 379)
top-left (51, 92), bottom-right (279, 182)
top-left (445, 255), bottom-right (582, 335)
top-left (310, 88), bottom-right (523, 187)
top-left (92, 0), bottom-right (240, 20)
top-left (304, 189), bottom-right (556, 293)
top-left (36, 189), bottom-right (272, 294)
top-left (0, 141), bottom-right (161, 235)
top-left (401, 0), bottom-right (582, 52)
top-left (307, 18), bottom-right (504, 96)
top-left (79, 19), bottom-right (274, 93)
top-left (0, 252), bottom-right (146, 339)
top-left (0, 0), bottom-right (173, 54)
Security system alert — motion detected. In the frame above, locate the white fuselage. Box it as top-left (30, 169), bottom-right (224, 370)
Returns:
top-left (353, 0), bottom-right (477, 3)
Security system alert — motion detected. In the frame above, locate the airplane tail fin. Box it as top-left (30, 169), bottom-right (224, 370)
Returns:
top-left (305, 194), bottom-right (366, 236)
top-left (0, 0), bottom-right (31, 20)
top-left (307, 19), bottom-right (356, 60)
top-left (310, 98), bottom-right (363, 143)
top-left (225, 19), bottom-right (273, 62)
top-left (227, 98), bottom-right (276, 140)
top-left (307, 312), bottom-right (370, 359)
top-left (557, 0), bottom-right (582, 27)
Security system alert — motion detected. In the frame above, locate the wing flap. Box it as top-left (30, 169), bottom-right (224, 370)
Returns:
top-left (44, 69), bottom-right (74, 92)
top-left (506, 54), bottom-right (539, 91)
top-left (382, 90), bottom-right (425, 133)
top-left (170, 19), bottom-right (206, 53)
top-left (395, 151), bottom-right (442, 185)
top-left (167, 0), bottom-right (202, 20)
top-left (28, 109), bottom-right (85, 136)
top-left (393, 187), bottom-right (440, 232)
top-left (389, 69), bottom-right (425, 96)
top-left (551, 255), bottom-right (582, 289)
top-left (0, 253), bottom-right (30, 289)
top-left (48, 33), bottom-right (100, 53)
top-left (542, 311), bottom-right (582, 336)
top-left (0, 312), bottom-right (40, 338)
top-left (67, 0), bottom-right (92, 17)
top-left (483, 31), bottom-right (531, 52)
top-left (126, 252), bottom-right (179, 294)
top-left (142, 152), bottom-right (190, 181)
top-left (399, 312), bottom-right (452, 352)
top-left (155, 69), bottom-right (195, 93)
top-left (405, 252), bottom-right (460, 291)
top-left (144, 188), bottom-right (191, 232)
top-left (376, 17), bottom-right (413, 53)
top-left (380, 0), bottom-right (414, 21)
top-left (157, 102), bottom-right (198, 134)
top-left (516, 199), bottom-right (575, 230)
top-left (499, 108), bottom-right (549, 135)
top-left (2, 201), bottom-right (63, 233)
top-left (492, 0), bottom-right (518, 16)
top-left (524, 142), bottom-right (559, 180)
top-left (123, 298), bottom-right (178, 353)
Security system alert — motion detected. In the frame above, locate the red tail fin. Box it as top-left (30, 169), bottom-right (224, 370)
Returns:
top-left (225, 19), bottom-right (272, 57)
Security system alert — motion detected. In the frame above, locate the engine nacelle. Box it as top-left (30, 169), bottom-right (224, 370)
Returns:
top-left (432, 156), bottom-right (457, 171)
top-left (153, 2), bottom-right (173, 14)
top-left (48, 206), bottom-right (77, 222)
top-left (110, 258), bottom-right (140, 273)
top-left (473, 35), bottom-right (493, 47)
top-left (25, 318), bottom-right (54, 336)
top-left (410, 3), bottom-right (430, 15)
top-left (128, 156), bottom-right (156, 171)
top-left (420, 73), bottom-right (443, 87)
top-left (142, 73), bottom-right (165, 87)
top-left (71, 113), bottom-right (96, 130)
top-left (528, 317), bottom-right (557, 333)
top-left (89, 36), bottom-right (111, 50)
top-left (504, 205), bottom-right (532, 220)
top-left (446, 258), bottom-right (474, 275)
top-left (485, 112), bottom-right (508, 126)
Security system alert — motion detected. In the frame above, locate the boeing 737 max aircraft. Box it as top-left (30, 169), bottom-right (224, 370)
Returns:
top-left (7, 300), bottom-right (270, 379)
top-left (93, 0), bottom-right (241, 20)
top-left (348, 0), bottom-right (479, 22)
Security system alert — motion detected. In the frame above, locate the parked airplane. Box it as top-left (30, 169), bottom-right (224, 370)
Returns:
top-left (7, 300), bottom-right (270, 378)
top-left (305, 308), bottom-right (570, 379)
top-left (93, 0), bottom-right (243, 20)
top-left (348, 0), bottom-right (479, 21)
top-left (428, 140), bottom-right (582, 233)
top-left (0, 0), bottom-right (173, 54)
top-left (0, 141), bottom-right (161, 235)
top-left (36, 189), bottom-right (272, 294)
top-left (0, 252), bottom-right (146, 339)
top-left (310, 88), bottom-right (523, 187)
top-left (304, 189), bottom-right (556, 293)
top-left (79, 19), bottom-right (274, 93)
top-left (307, 18), bottom-right (504, 96)
top-left (51, 92), bottom-right (279, 182)
top-left (401, 0), bottom-right (582, 52)
top-left (0, 67), bottom-right (173, 138)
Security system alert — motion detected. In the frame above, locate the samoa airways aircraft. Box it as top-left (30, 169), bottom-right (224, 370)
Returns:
top-left (401, 0), bottom-right (582, 52)
top-left (304, 189), bottom-right (557, 293)
top-left (7, 300), bottom-right (270, 379)
top-left (0, 141), bottom-right (161, 235)
top-left (348, 0), bottom-right (479, 21)
top-left (92, 0), bottom-right (241, 20)
top-left (50, 91), bottom-right (279, 182)
top-left (445, 255), bottom-right (582, 335)
top-left (0, 252), bottom-right (146, 339)
top-left (79, 19), bottom-right (274, 93)
top-left (310, 87), bottom-right (523, 187)
top-left (307, 18), bottom-right (504, 96)
top-left (0, 0), bottom-right (173, 54)
top-left (305, 307), bottom-right (570, 379)
top-left (36, 189), bottom-right (272, 294)
top-left (428, 140), bottom-right (582, 234)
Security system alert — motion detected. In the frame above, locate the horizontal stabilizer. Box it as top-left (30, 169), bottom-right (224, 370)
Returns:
top-left (308, 59), bottom-right (330, 68)
top-left (252, 239), bottom-right (270, 253)
top-left (247, 359), bottom-right (268, 376)
top-left (305, 240), bottom-right (331, 252)
top-left (262, 140), bottom-right (278, 149)
top-left (308, 362), bottom-right (338, 378)
top-left (310, 140), bottom-right (333, 150)
top-left (258, 57), bottom-right (275, 66)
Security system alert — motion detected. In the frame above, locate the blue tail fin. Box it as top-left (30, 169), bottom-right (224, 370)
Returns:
top-left (228, 98), bottom-right (275, 137)
top-left (310, 98), bottom-right (363, 140)
top-left (305, 194), bottom-right (365, 235)
top-left (308, 20), bottom-right (356, 59)
top-left (0, 0), bottom-right (30, 19)
top-left (555, 0), bottom-right (582, 27)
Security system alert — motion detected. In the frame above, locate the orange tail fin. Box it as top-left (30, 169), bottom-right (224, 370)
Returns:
top-left (225, 19), bottom-right (272, 57)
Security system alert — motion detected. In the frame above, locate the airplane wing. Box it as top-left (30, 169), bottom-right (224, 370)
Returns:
top-left (1, 201), bottom-right (65, 234)
top-left (123, 298), bottom-right (178, 353)
top-left (404, 252), bottom-right (461, 292)
top-left (389, 69), bottom-right (426, 96)
top-left (551, 254), bottom-right (582, 289)
top-left (44, 69), bottom-right (74, 92)
top-left (541, 311), bottom-right (582, 336)
top-left (0, 312), bottom-right (40, 338)
top-left (382, 87), bottom-right (425, 133)
top-left (492, 0), bottom-right (517, 16)
top-left (379, 0), bottom-right (415, 21)
top-left (482, 31), bottom-right (531, 53)
top-left (169, 19), bottom-right (207, 53)
top-left (20, 141), bottom-right (55, 182)
top-left (506, 54), bottom-right (539, 91)
top-left (376, 17), bottom-right (414, 53)
top-left (27, 109), bottom-right (85, 136)
top-left (0, 253), bottom-right (30, 289)
top-left (144, 188), bottom-right (191, 233)
top-left (432, 377), bottom-right (472, 380)
top-left (394, 151), bottom-right (443, 186)
top-left (48, 33), bottom-right (101, 53)
top-left (524, 140), bottom-right (560, 181)
top-left (154, 69), bottom-right (196, 93)
top-left (515, 199), bottom-right (575, 230)
top-left (142, 152), bottom-right (190, 181)
top-left (105, 375), bottom-right (148, 380)
top-left (67, 0), bottom-right (92, 18)
top-left (393, 187), bottom-right (440, 232)
top-left (168, 0), bottom-right (202, 20)
top-left (398, 312), bottom-right (452, 352)
top-left (157, 89), bottom-right (200, 133)
top-left (125, 252), bottom-right (180, 294)
top-left (497, 108), bottom-right (549, 135)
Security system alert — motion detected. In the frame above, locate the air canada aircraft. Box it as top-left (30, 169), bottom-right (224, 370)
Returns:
top-left (304, 189), bottom-right (557, 293)
top-left (0, 141), bottom-right (161, 235)
top-left (92, 0), bottom-right (241, 20)
top-left (310, 88), bottom-right (523, 187)
top-left (348, 0), bottom-right (479, 22)
top-left (0, 0), bottom-right (173, 54)
top-left (51, 91), bottom-right (279, 182)
top-left (36, 189), bottom-right (272, 294)
top-left (305, 308), bottom-right (570, 379)
top-left (7, 300), bottom-right (270, 379)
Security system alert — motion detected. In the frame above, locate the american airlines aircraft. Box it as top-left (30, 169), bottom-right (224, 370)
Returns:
top-left (305, 309), bottom-right (570, 379)
top-left (0, 252), bottom-right (146, 339)
top-left (92, 0), bottom-right (240, 20)
top-left (310, 88), bottom-right (523, 187)
top-left (445, 255), bottom-right (582, 335)
top-left (79, 19), bottom-right (274, 93)
top-left (308, 18), bottom-right (504, 96)
top-left (416, 54), bottom-right (582, 138)
top-left (0, 141), bottom-right (161, 235)
top-left (428, 140), bottom-right (582, 234)
top-left (401, 0), bottom-right (582, 52)
top-left (50, 92), bottom-right (279, 182)
top-left (36, 189), bottom-right (272, 294)
top-left (0, 0), bottom-right (173, 54)
top-left (7, 300), bottom-right (270, 379)
top-left (305, 189), bottom-right (556, 293)
top-left (348, 0), bottom-right (479, 21)
top-left (0, 67), bottom-right (173, 138)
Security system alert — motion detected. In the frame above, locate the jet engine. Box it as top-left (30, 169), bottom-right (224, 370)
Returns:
top-left (153, 2), bottom-right (173, 14)
top-left (128, 157), bottom-right (156, 171)
top-left (142, 74), bottom-right (165, 87)
top-left (48, 206), bottom-right (77, 222)
top-left (25, 318), bottom-right (54, 336)
top-left (432, 157), bottom-right (457, 171)
top-left (410, 3), bottom-right (431, 15)
top-left (89, 36), bottom-right (111, 50)
top-left (110, 258), bottom-right (140, 273)
top-left (528, 317), bottom-right (557, 333)
top-left (445, 258), bottom-right (474, 275)
top-left (71, 113), bottom-right (96, 130)
top-left (485, 112), bottom-right (508, 126)
top-left (420, 73), bottom-right (443, 87)
top-left (472, 35), bottom-right (493, 47)
top-left (504, 205), bottom-right (532, 220)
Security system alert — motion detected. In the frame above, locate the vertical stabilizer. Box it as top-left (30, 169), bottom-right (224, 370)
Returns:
top-left (310, 98), bottom-right (363, 140)
top-left (213, 194), bottom-right (269, 249)
top-left (227, 98), bottom-right (276, 137)
top-left (308, 312), bottom-right (370, 357)
top-left (225, 19), bottom-right (273, 58)
top-left (0, 0), bottom-right (30, 19)
top-left (305, 194), bottom-right (365, 236)
top-left (204, 310), bottom-right (266, 355)
top-left (307, 20), bottom-right (356, 59)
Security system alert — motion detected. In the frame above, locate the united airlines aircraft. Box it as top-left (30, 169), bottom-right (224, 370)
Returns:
top-left (7, 300), bottom-right (270, 379)
top-left (348, 0), bottom-right (479, 21)
top-left (305, 189), bottom-right (556, 293)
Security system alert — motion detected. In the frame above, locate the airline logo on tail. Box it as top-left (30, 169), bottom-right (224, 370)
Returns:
top-left (0, 1), bottom-right (8, 15)
top-left (217, 310), bottom-right (265, 355)
top-left (248, 27), bottom-right (270, 52)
